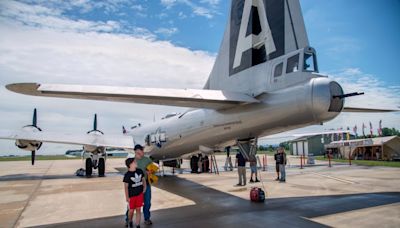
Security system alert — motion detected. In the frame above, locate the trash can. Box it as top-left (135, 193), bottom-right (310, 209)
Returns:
top-left (307, 154), bottom-right (315, 165)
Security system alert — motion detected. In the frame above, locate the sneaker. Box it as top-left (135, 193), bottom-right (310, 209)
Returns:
top-left (125, 222), bottom-right (128, 227)
top-left (255, 179), bottom-right (260, 182)
top-left (144, 220), bottom-right (153, 225)
top-left (136, 225), bottom-right (141, 228)
top-left (249, 179), bottom-right (254, 183)
top-left (235, 183), bottom-right (242, 186)
top-left (275, 178), bottom-right (280, 181)
top-left (279, 179), bottom-right (286, 182)
top-left (129, 222), bottom-right (133, 228)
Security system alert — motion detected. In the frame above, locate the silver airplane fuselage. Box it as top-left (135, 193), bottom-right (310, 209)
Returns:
top-left (129, 49), bottom-right (344, 161)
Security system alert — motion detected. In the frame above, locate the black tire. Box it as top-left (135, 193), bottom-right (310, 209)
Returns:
top-left (98, 158), bottom-right (105, 177)
top-left (85, 158), bottom-right (92, 177)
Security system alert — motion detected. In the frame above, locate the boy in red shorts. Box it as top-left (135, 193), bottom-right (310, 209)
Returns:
top-left (124, 158), bottom-right (147, 228)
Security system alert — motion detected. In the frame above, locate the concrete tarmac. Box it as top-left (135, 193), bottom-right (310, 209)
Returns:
top-left (0, 155), bottom-right (399, 228)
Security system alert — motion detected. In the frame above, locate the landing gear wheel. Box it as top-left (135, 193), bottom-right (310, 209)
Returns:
top-left (98, 158), bottom-right (105, 177)
top-left (85, 158), bottom-right (92, 177)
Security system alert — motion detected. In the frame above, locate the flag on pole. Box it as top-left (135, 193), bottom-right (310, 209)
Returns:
top-left (341, 127), bottom-right (344, 140)
top-left (378, 120), bottom-right (383, 136)
top-left (362, 123), bottom-right (366, 138)
top-left (369, 121), bottom-right (373, 137)
top-left (346, 127), bottom-right (350, 140)
top-left (353, 125), bottom-right (358, 137)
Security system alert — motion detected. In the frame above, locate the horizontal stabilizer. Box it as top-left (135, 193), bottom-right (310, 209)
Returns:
top-left (6, 83), bottom-right (260, 109)
top-left (342, 107), bottom-right (400, 113)
top-left (262, 130), bottom-right (351, 140)
top-left (0, 130), bottom-right (134, 149)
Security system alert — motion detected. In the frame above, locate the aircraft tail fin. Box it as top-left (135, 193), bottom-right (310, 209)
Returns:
top-left (205, 0), bottom-right (309, 94)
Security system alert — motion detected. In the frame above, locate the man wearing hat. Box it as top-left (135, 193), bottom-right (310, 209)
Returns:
top-left (134, 144), bottom-right (154, 225)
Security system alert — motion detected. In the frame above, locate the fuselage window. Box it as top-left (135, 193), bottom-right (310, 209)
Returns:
top-left (286, 53), bottom-right (299, 74)
top-left (304, 53), bottom-right (316, 72)
top-left (274, 62), bottom-right (283, 77)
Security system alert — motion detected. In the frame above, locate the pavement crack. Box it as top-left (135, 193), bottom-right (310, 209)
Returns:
top-left (13, 161), bottom-right (55, 228)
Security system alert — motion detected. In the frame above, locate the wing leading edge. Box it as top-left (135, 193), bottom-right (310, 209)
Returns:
top-left (342, 107), bottom-right (400, 113)
top-left (0, 130), bottom-right (134, 149)
top-left (6, 83), bottom-right (260, 109)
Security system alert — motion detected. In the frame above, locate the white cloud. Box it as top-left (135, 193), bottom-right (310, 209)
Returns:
top-left (178, 11), bottom-right (187, 19)
top-left (131, 4), bottom-right (145, 12)
top-left (160, 0), bottom-right (177, 9)
top-left (0, 0), bottom-right (122, 33)
top-left (0, 1), bottom-right (215, 155)
top-left (155, 27), bottom-right (179, 37)
top-left (160, 0), bottom-right (219, 19)
top-left (200, 0), bottom-right (221, 7)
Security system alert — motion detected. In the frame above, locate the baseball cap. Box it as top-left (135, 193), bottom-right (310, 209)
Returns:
top-left (134, 144), bottom-right (144, 151)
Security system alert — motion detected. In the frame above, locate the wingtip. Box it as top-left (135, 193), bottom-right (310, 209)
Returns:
top-left (5, 83), bottom-right (41, 95)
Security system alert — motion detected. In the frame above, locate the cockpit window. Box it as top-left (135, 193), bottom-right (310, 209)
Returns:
top-left (304, 52), bottom-right (317, 72)
top-left (274, 62), bottom-right (283, 77)
top-left (286, 54), bottom-right (299, 74)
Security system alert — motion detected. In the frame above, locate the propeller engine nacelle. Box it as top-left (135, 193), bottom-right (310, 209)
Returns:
top-left (15, 108), bottom-right (42, 165)
top-left (83, 114), bottom-right (105, 154)
top-left (15, 126), bottom-right (43, 151)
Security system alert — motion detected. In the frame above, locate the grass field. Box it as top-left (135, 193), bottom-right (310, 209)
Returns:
top-left (0, 155), bottom-right (129, 162)
top-left (315, 156), bottom-right (400, 168)
top-left (0, 155), bottom-right (81, 162)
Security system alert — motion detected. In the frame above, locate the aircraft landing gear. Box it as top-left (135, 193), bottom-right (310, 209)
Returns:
top-left (85, 158), bottom-right (92, 177)
top-left (98, 158), bottom-right (105, 177)
top-left (237, 138), bottom-right (258, 161)
top-left (83, 151), bottom-right (106, 177)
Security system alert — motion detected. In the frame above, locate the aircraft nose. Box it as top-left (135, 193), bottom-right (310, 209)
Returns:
top-left (311, 77), bottom-right (344, 122)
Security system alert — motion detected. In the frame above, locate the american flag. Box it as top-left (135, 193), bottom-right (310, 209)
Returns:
top-left (378, 120), bottom-right (383, 136)
top-left (362, 123), bottom-right (366, 137)
top-left (369, 121), bottom-right (373, 137)
top-left (353, 125), bottom-right (358, 137)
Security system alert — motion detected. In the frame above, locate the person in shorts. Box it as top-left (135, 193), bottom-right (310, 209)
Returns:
top-left (124, 158), bottom-right (147, 228)
top-left (249, 156), bottom-right (260, 183)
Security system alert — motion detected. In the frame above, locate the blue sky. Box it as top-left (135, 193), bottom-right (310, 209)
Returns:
top-left (34, 0), bottom-right (400, 84)
top-left (0, 0), bottom-right (399, 155)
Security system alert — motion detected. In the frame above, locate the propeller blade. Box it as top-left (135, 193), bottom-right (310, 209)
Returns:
top-left (93, 114), bottom-right (97, 131)
top-left (33, 108), bottom-right (37, 127)
top-left (31, 150), bottom-right (35, 165)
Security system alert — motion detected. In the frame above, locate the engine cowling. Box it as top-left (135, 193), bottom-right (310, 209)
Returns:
top-left (83, 114), bottom-right (105, 154)
top-left (16, 108), bottom-right (42, 165)
top-left (83, 131), bottom-right (105, 154)
top-left (15, 126), bottom-right (43, 151)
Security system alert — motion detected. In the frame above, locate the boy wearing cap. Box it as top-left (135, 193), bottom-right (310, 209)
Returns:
top-left (134, 144), bottom-right (154, 225)
top-left (124, 157), bottom-right (147, 228)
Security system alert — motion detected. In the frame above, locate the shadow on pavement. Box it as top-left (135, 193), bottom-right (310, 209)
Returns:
top-left (32, 175), bottom-right (400, 228)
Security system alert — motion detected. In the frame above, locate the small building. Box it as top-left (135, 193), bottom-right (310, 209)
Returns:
top-left (289, 134), bottom-right (352, 156)
top-left (325, 136), bottom-right (400, 161)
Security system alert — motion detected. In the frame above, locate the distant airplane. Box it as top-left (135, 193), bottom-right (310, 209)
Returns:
top-left (1, 0), bottom-right (398, 176)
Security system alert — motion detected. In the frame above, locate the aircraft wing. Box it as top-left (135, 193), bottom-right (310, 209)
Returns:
top-left (342, 107), bottom-right (400, 112)
top-left (262, 130), bottom-right (351, 140)
top-left (0, 130), bottom-right (134, 149)
top-left (6, 83), bottom-right (260, 109)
